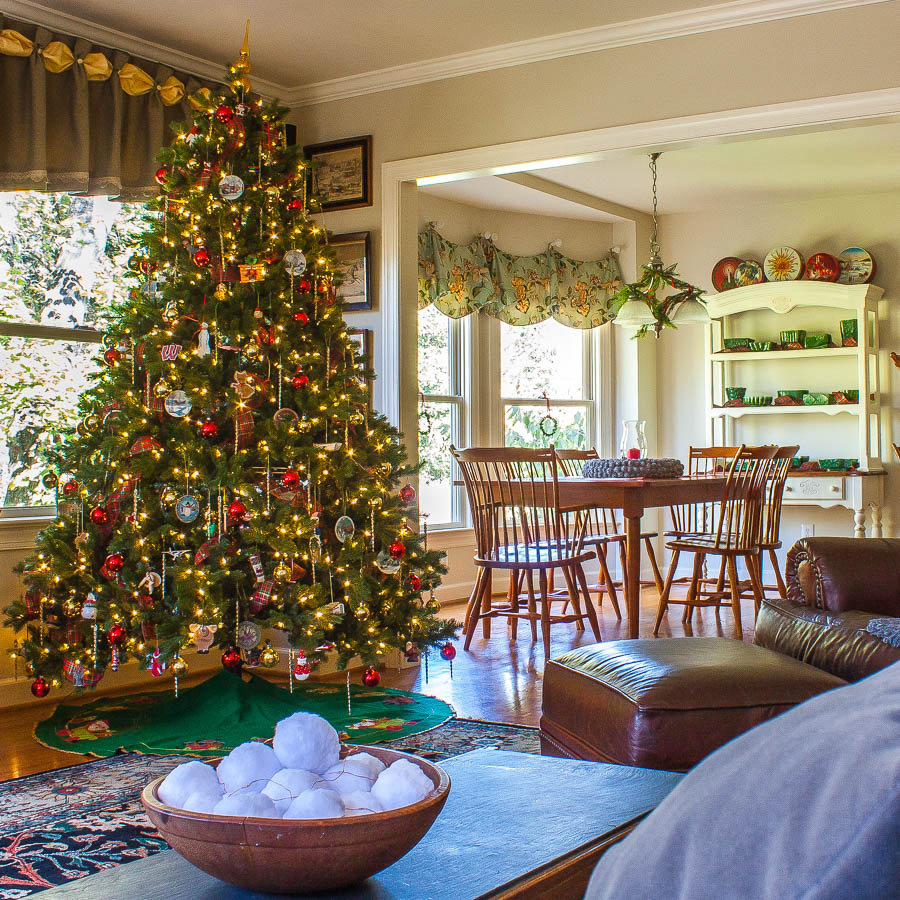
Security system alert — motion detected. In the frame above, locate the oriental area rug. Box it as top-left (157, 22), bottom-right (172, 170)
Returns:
top-left (34, 670), bottom-right (454, 758)
top-left (0, 719), bottom-right (539, 898)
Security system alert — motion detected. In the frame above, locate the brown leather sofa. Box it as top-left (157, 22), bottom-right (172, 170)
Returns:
top-left (541, 537), bottom-right (900, 771)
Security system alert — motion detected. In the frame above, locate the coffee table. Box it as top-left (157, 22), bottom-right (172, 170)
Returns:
top-left (39, 749), bottom-right (680, 899)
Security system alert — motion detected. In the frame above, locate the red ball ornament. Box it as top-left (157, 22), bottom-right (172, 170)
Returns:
top-left (291, 373), bottom-right (309, 389)
top-left (154, 166), bottom-right (168, 186)
top-left (103, 347), bottom-right (120, 366)
top-left (408, 574), bottom-right (421, 591)
top-left (89, 507), bottom-right (109, 526)
top-left (221, 646), bottom-right (243, 673)
top-left (105, 552), bottom-right (125, 573)
top-left (227, 500), bottom-right (247, 522)
top-left (298, 277), bottom-right (313, 293)
top-left (292, 310), bottom-right (309, 325)
top-left (281, 469), bottom-right (300, 490)
top-left (107, 623), bottom-right (126, 646)
top-left (30, 677), bottom-right (50, 698)
top-left (389, 540), bottom-right (406, 560)
top-left (199, 419), bottom-right (219, 439)
top-left (362, 666), bottom-right (381, 687)
top-left (193, 248), bottom-right (211, 267)
top-left (62, 480), bottom-right (79, 497)
top-left (287, 198), bottom-right (304, 211)
top-left (440, 642), bottom-right (457, 661)
top-left (214, 104), bottom-right (234, 124)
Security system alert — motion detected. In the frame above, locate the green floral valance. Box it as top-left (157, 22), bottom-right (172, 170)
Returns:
top-left (417, 227), bottom-right (621, 328)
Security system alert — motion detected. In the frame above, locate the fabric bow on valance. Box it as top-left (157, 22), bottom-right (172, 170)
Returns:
top-left (418, 227), bottom-right (622, 329)
top-left (0, 17), bottom-right (214, 199)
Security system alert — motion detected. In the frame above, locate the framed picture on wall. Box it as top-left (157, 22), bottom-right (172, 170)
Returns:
top-left (348, 328), bottom-right (373, 408)
top-left (331, 231), bottom-right (371, 311)
top-left (303, 135), bottom-right (372, 211)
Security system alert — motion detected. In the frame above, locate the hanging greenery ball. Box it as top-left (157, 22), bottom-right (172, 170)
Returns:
top-left (362, 666), bottom-right (381, 687)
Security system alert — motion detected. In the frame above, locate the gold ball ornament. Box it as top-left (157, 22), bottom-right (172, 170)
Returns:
top-left (154, 379), bottom-right (171, 398)
top-left (259, 642), bottom-right (279, 668)
top-left (369, 496), bottom-right (383, 509)
top-left (426, 598), bottom-right (441, 613)
top-left (375, 462), bottom-right (393, 478)
top-left (171, 657), bottom-right (188, 677)
top-left (273, 563), bottom-right (292, 582)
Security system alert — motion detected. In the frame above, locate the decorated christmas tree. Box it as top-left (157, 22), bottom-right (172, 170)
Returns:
top-left (4, 35), bottom-right (456, 698)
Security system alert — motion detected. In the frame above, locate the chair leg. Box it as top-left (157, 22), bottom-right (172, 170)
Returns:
top-left (464, 569), bottom-right (489, 650)
top-left (575, 564), bottom-right (603, 641)
top-left (644, 537), bottom-right (664, 594)
top-left (524, 570), bottom-right (539, 642)
top-left (508, 569), bottom-right (520, 640)
top-left (481, 569), bottom-right (492, 639)
top-left (560, 566), bottom-right (585, 633)
top-left (538, 568), bottom-right (552, 657)
top-left (769, 548), bottom-right (787, 599)
top-left (746, 554), bottom-right (765, 619)
top-left (618, 541), bottom-right (630, 600)
top-left (726, 556), bottom-right (744, 641)
top-left (683, 553), bottom-right (704, 628)
top-left (596, 547), bottom-right (621, 620)
top-left (654, 549), bottom-right (680, 636)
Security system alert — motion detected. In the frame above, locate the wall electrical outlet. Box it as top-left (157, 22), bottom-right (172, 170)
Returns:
top-left (800, 523), bottom-right (815, 538)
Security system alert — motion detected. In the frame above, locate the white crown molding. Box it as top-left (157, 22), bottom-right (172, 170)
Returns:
top-left (286, 0), bottom-right (893, 106)
top-left (0, 0), bottom-right (283, 96)
top-left (3, 0), bottom-right (892, 107)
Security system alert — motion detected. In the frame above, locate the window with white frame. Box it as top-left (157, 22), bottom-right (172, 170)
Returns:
top-left (0, 192), bottom-right (144, 513)
top-left (416, 303), bottom-right (466, 528)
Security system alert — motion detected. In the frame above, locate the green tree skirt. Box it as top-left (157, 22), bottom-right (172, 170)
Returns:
top-left (34, 670), bottom-right (454, 758)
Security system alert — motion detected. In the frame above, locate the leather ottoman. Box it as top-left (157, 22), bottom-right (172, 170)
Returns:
top-left (540, 638), bottom-right (844, 772)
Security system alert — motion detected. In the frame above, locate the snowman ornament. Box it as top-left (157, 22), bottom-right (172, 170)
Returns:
top-left (196, 322), bottom-right (211, 358)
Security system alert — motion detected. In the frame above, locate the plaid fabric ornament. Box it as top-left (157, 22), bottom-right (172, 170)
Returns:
top-left (194, 533), bottom-right (225, 565)
top-left (62, 657), bottom-right (101, 688)
top-left (234, 411), bottom-right (254, 449)
top-left (147, 396), bottom-right (166, 421)
top-left (249, 579), bottom-right (275, 613)
top-left (129, 436), bottom-right (163, 457)
top-left (66, 619), bottom-right (83, 645)
top-left (210, 261), bottom-right (239, 283)
top-left (24, 587), bottom-right (41, 617)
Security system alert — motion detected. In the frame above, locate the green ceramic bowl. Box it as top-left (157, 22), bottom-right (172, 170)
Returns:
top-left (744, 395), bottom-right (773, 407)
top-left (723, 337), bottom-right (753, 351)
top-left (777, 390), bottom-right (808, 400)
top-left (843, 390), bottom-right (860, 403)
top-left (818, 458), bottom-right (843, 470)
top-left (780, 329), bottom-right (807, 346)
top-left (791, 456), bottom-right (810, 468)
top-left (802, 393), bottom-right (830, 405)
top-left (748, 341), bottom-right (775, 352)
top-left (804, 333), bottom-right (832, 349)
top-left (725, 387), bottom-right (747, 401)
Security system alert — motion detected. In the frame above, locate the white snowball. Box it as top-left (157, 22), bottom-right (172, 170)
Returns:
top-left (261, 768), bottom-right (320, 814)
top-left (283, 788), bottom-right (344, 820)
top-left (182, 783), bottom-right (224, 814)
top-left (341, 789), bottom-right (384, 817)
top-left (216, 741), bottom-right (282, 794)
top-left (158, 760), bottom-right (220, 808)
top-left (317, 756), bottom-right (379, 795)
top-left (273, 712), bottom-right (340, 773)
top-left (345, 751), bottom-right (386, 779)
top-left (371, 759), bottom-right (435, 811)
top-left (213, 789), bottom-right (279, 819)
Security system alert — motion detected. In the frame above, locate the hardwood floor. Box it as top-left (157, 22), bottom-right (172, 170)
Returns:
top-left (0, 586), bottom-right (755, 782)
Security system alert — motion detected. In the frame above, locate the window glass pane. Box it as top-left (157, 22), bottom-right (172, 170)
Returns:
top-left (501, 318), bottom-right (584, 399)
top-left (1, 337), bottom-right (100, 507)
top-left (418, 400), bottom-right (458, 526)
top-left (417, 303), bottom-right (451, 396)
top-left (504, 404), bottom-right (587, 449)
top-left (0, 193), bottom-right (144, 331)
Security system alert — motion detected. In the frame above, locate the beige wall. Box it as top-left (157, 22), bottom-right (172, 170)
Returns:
top-left (656, 189), bottom-right (900, 555)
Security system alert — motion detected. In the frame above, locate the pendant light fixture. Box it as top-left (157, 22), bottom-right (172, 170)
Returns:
top-left (612, 153), bottom-right (707, 337)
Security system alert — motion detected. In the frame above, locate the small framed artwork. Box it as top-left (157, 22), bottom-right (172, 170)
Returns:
top-left (348, 328), bottom-right (374, 407)
top-left (331, 231), bottom-right (372, 311)
top-left (303, 135), bottom-right (372, 211)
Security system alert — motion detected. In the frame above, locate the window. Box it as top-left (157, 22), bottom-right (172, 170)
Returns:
top-left (417, 304), bottom-right (466, 528)
top-left (0, 192), bottom-right (144, 512)
top-left (501, 318), bottom-right (592, 449)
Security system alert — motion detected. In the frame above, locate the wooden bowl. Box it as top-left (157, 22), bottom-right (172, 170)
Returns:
top-left (141, 745), bottom-right (450, 894)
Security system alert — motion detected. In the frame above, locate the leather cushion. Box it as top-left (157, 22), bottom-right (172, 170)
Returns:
top-left (787, 537), bottom-right (900, 615)
top-left (754, 597), bottom-right (900, 682)
top-left (541, 638), bottom-right (843, 771)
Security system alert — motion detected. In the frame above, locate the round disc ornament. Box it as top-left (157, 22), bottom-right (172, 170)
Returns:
top-left (273, 408), bottom-right (299, 427)
top-left (335, 515), bottom-right (355, 543)
top-left (539, 414), bottom-right (559, 437)
top-left (165, 390), bottom-right (192, 417)
top-left (236, 621), bottom-right (262, 651)
top-left (175, 495), bottom-right (200, 523)
top-left (283, 249), bottom-right (307, 275)
top-left (375, 550), bottom-right (401, 576)
top-left (218, 174), bottom-right (245, 201)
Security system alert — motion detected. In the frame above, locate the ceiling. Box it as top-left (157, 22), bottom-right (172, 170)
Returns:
top-left (419, 121), bottom-right (900, 218)
top-left (16, 0), bottom-right (724, 87)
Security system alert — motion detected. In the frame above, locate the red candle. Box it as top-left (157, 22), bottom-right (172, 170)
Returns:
top-left (627, 448), bottom-right (641, 460)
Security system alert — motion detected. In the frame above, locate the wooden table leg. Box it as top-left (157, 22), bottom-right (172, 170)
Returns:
top-left (625, 515), bottom-right (642, 639)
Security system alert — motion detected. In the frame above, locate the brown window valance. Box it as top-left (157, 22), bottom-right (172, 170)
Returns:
top-left (0, 17), bottom-right (215, 199)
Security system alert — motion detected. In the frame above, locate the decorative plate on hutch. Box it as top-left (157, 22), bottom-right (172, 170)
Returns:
top-left (804, 252), bottom-right (840, 282)
top-left (711, 257), bottom-right (743, 292)
top-left (763, 247), bottom-right (803, 281)
top-left (734, 259), bottom-right (764, 286)
top-left (837, 247), bottom-right (875, 284)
